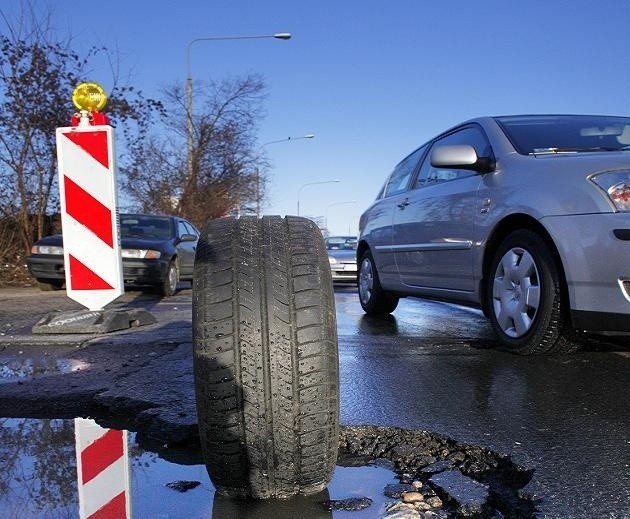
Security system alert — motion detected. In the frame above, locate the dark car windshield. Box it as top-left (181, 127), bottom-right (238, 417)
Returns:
top-left (120, 215), bottom-right (173, 239)
top-left (495, 115), bottom-right (630, 155)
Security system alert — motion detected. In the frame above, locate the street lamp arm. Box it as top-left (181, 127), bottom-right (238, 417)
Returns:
top-left (262, 134), bottom-right (314, 147)
top-left (187, 33), bottom-right (292, 78)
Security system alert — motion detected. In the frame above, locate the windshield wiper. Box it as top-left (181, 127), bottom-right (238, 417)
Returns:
top-left (531, 146), bottom-right (626, 155)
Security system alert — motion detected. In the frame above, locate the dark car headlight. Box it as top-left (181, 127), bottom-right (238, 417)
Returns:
top-left (121, 249), bottom-right (162, 259)
top-left (31, 245), bottom-right (64, 255)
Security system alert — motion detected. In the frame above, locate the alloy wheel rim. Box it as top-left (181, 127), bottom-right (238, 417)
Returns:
top-left (492, 247), bottom-right (541, 338)
top-left (359, 258), bottom-right (374, 305)
top-left (168, 264), bottom-right (178, 292)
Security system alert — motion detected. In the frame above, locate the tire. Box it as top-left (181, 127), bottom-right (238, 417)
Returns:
top-left (193, 216), bottom-right (339, 498)
top-left (358, 249), bottom-right (399, 315)
top-left (37, 279), bottom-right (63, 291)
top-left (486, 229), bottom-right (579, 354)
top-left (160, 260), bottom-right (179, 296)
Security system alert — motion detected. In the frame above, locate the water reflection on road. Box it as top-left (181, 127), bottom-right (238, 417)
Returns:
top-left (0, 418), bottom-right (397, 519)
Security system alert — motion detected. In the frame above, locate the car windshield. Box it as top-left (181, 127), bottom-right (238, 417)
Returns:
top-left (325, 236), bottom-right (357, 251)
top-left (495, 115), bottom-right (630, 155)
top-left (120, 215), bottom-right (173, 239)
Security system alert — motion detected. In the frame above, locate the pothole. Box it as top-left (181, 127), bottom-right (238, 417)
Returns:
top-left (338, 425), bottom-right (536, 518)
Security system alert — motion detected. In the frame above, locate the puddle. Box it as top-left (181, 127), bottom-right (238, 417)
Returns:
top-left (0, 357), bottom-right (88, 383)
top-left (0, 418), bottom-right (398, 518)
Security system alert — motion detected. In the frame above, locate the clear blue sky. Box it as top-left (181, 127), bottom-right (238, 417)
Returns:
top-left (39, 0), bottom-right (630, 234)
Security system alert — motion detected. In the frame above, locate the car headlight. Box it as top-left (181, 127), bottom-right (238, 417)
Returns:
top-left (590, 171), bottom-right (630, 211)
top-left (121, 249), bottom-right (161, 259)
top-left (328, 256), bottom-right (338, 265)
top-left (31, 245), bottom-right (64, 255)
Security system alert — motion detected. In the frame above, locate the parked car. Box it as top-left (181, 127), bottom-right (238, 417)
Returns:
top-left (358, 114), bottom-right (630, 354)
top-left (325, 235), bottom-right (358, 284)
top-left (27, 213), bottom-right (199, 296)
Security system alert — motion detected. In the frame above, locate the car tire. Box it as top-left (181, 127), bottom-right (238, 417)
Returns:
top-left (358, 249), bottom-right (399, 315)
top-left (36, 279), bottom-right (64, 291)
top-left (160, 260), bottom-right (179, 297)
top-left (486, 229), bottom-right (579, 354)
top-left (193, 216), bottom-right (339, 498)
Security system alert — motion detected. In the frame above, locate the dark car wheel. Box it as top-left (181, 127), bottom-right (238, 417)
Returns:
top-left (36, 279), bottom-right (64, 291)
top-left (160, 260), bottom-right (179, 297)
top-left (486, 229), bottom-right (579, 354)
top-left (193, 216), bottom-right (339, 498)
top-left (358, 249), bottom-right (399, 315)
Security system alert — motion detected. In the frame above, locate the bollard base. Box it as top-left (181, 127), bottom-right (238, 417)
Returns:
top-left (32, 308), bottom-right (157, 334)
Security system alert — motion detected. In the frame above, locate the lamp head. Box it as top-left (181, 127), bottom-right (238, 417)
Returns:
top-left (72, 82), bottom-right (107, 112)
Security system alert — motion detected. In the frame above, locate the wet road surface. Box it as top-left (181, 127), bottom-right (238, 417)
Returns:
top-left (0, 285), bottom-right (629, 517)
top-left (334, 286), bottom-right (630, 518)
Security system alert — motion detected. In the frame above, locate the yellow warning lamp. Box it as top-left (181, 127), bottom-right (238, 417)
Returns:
top-left (72, 82), bottom-right (108, 112)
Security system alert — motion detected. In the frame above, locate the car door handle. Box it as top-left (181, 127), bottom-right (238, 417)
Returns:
top-left (397, 199), bottom-right (410, 209)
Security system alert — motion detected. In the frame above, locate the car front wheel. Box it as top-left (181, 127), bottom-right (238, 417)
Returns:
top-left (358, 250), bottom-right (399, 315)
top-left (36, 279), bottom-right (64, 291)
top-left (160, 260), bottom-right (179, 296)
top-left (486, 230), bottom-right (579, 354)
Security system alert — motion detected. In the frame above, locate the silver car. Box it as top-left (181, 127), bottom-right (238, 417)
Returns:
top-left (358, 115), bottom-right (630, 354)
top-left (326, 236), bottom-right (358, 283)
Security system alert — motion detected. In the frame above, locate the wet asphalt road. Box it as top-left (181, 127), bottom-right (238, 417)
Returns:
top-left (0, 285), bottom-right (629, 518)
top-left (334, 286), bottom-right (630, 518)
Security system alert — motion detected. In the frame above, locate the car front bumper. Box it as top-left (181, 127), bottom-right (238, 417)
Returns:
top-left (26, 255), bottom-right (169, 287)
top-left (330, 263), bottom-right (358, 283)
top-left (27, 254), bottom-right (65, 280)
top-left (542, 212), bottom-right (630, 332)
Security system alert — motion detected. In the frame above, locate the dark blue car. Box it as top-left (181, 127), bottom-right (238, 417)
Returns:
top-left (27, 213), bottom-right (199, 296)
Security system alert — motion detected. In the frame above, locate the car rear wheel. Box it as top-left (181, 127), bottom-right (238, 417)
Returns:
top-left (160, 260), bottom-right (179, 297)
top-left (36, 279), bottom-right (64, 291)
top-left (193, 216), bottom-right (339, 498)
top-left (486, 230), bottom-right (579, 354)
top-left (358, 249), bottom-right (399, 315)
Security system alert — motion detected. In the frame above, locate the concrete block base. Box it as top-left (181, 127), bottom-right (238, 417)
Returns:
top-left (32, 308), bottom-right (157, 334)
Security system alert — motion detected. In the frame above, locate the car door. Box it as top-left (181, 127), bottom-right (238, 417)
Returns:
top-left (176, 219), bottom-right (197, 277)
top-left (364, 145), bottom-right (427, 286)
top-left (392, 126), bottom-right (491, 291)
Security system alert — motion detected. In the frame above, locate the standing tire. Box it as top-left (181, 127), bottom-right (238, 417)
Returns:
top-left (486, 229), bottom-right (579, 354)
top-left (160, 260), bottom-right (179, 297)
top-left (193, 216), bottom-right (339, 498)
top-left (358, 249), bottom-right (399, 315)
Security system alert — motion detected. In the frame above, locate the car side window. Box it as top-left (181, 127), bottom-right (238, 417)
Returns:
top-left (177, 221), bottom-right (190, 238)
top-left (414, 126), bottom-right (492, 188)
top-left (182, 221), bottom-right (198, 236)
top-left (382, 144), bottom-right (427, 198)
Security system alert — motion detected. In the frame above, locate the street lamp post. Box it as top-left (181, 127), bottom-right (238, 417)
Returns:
top-left (258, 134), bottom-right (315, 217)
top-left (297, 180), bottom-right (341, 216)
top-left (185, 32), bottom-right (291, 183)
top-left (325, 200), bottom-right (357, 231)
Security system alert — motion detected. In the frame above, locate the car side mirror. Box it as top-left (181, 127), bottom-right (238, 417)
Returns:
top-left (431, 144), bottom-right (495, 173)
top-left (180, 233), bottom-right (197, 242)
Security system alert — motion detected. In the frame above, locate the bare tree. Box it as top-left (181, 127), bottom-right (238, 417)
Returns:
top-left (0, 2), bottom-right (162, 284)
top-left (121, 74), bottom-right (269, 229)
